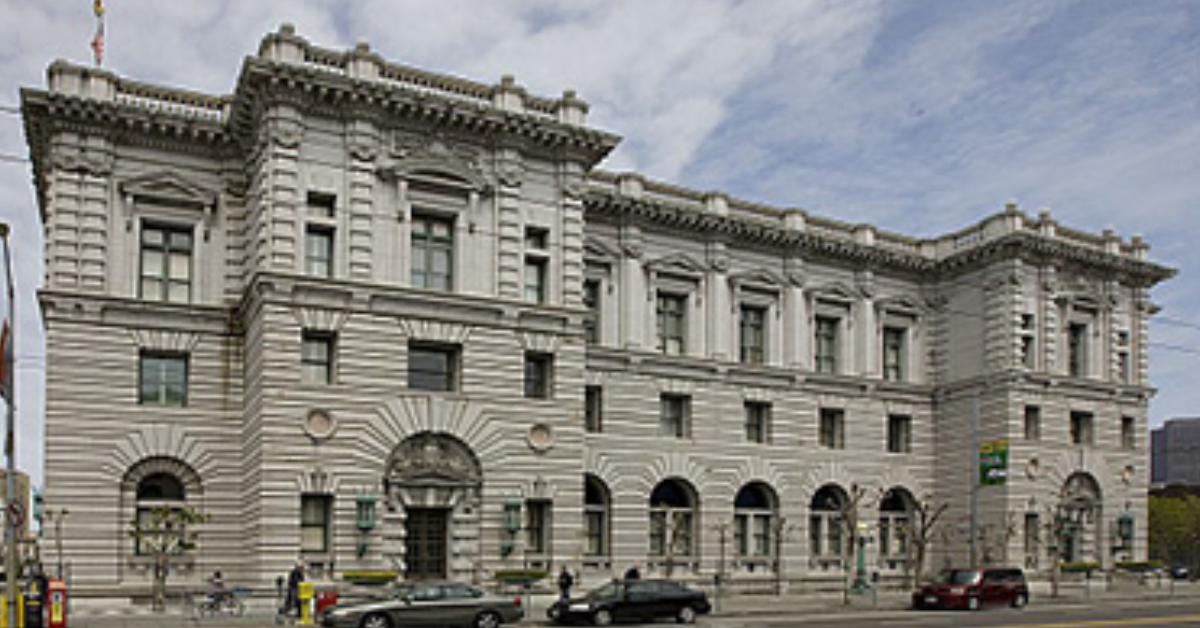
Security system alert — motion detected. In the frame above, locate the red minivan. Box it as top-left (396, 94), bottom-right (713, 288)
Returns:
top-left (912, 568), bottom-right (1029, 611)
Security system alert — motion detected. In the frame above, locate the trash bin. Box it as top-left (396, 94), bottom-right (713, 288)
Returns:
top-left (315, 590), bottom-right (338, 616)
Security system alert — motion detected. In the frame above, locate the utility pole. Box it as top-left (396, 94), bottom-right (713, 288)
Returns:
top-left (1, 222), bottom-right (17, 628)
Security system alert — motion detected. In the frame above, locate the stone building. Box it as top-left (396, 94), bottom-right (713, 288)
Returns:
top-left (22, 26), bottom-right (1172, 596)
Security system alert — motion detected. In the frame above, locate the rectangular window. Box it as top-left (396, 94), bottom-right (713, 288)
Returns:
top-left (1070, 411), bottom-right (1094, 446)
top-left (301, 494), bottom-right (332, 554)
top-left (583, 279), bottom-right (601, 344)
top-left (525, 500), bottom-right (550, 554)
top-left (524, 258), bottom-right (547, 304)
top-left (301, 331), bottom-right (335, 385)
top-left (1068, 323), bottom-right (1088, 377)
top-left (740, 306), bottom-right (766, 364)
top-left (411, 215), bottom-right (454, 291)
top-left (584, 506), bottom-right (607, 557)
top-left (656, 293), bottom-right (687, 355)
top-left (815, 316), bottom-right (839, 374)
top-left (1020, 313), bottom-right (1036, 368)
top-left (585, 386), bottom-right (603, 433)
top-left (660, 394), bottom-right (690, 439)
top-left (140, 224), bottom-right (193, 303)
top-left (887, 414), bottom-right (912, 454)
top-left (819, 408), bottom-right (845, 449)
top-left (139, 352), bottom-right (188, 406)
top-left (882, 326), bottom-right (906, 381)
top-left (408, 343), bottom-right (459, 392)
top-left (524, 353), bottom-right (553, 399)
top-left (307, 192), bottom-right (336, 218)
top-left (745, 402), bottom-right (772, 444)
top-left (525, 228), bottom-right (548, 250)
top-left (1024, 406), bottom-right (1041, 441)
top-left (1121, 416), bottom-right (1136, 450)
top-left (305, 226), bottom-right (334, 278)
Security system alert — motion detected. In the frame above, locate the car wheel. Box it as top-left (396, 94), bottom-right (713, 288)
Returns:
top-left (592, 608), bottom-right (613, 626)
top-left (677, 606), bottom-right (697, 624)
top-left (1012, 593), bottom-right (1028, 609)
top-left (967, 597), bottom-right (980, 611)
top-left (361, 613), bottom-right (393, 628)
top-left (474, 611), bottom-right (502, 628)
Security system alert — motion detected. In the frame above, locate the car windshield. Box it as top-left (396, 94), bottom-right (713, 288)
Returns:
top-left (587, 582), bottom-right (622, 599)
top-left (934, 570), bottom-right (981, 585)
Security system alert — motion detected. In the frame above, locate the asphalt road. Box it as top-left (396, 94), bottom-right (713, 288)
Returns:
top-left (697, 599), bottom-right (1200, 628)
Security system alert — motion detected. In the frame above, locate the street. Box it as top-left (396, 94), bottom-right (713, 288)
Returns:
top-left (696, 600), bottom-right (1200, 628)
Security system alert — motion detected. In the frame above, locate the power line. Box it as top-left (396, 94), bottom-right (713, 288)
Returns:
top-left (0, 153), bottom-right (29, 165)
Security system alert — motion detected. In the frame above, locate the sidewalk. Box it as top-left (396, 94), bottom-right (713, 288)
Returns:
top-left (60, 579), bottom-right (1200, 628)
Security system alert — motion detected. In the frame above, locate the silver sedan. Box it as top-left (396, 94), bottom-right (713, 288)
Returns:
top-left (321, 581), bottom-right (524, 628)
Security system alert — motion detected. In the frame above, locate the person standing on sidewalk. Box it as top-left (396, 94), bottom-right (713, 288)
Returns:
top-left (623, 564), bottom-right (641, 580)
top-left (285, 560), bottom-right (306, 617)
top-left (558, 565), bottom-right (575, 602)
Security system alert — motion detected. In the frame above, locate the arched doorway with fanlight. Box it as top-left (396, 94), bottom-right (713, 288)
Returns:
top-left (382, 432), bottom-right (483, 581)
top-left (1058, 472), bottom-right (1102, 565)
top-left (648, 478), bottom-right (698, 575)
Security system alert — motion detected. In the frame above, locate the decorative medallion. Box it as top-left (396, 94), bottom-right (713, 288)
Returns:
top-left (527, 423), bottom-right (554, 453)
top-left (303, 408), bottom-right (337, 440)
top-left (1025, 457), bottom-right (1040, 480)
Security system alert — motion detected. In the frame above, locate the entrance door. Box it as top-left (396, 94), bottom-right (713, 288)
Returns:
top-left (405, 508), bottom-right (449, 580)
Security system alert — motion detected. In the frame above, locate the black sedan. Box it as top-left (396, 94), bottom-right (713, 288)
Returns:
top-left (547, 579), bottom-right (711, 625)
top-left (321, 581), bottom-right (523, 628)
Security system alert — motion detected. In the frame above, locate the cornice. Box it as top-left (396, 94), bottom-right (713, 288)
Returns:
top-left (230, 58), bottom-right (620, 169)
top-left (584, 188), bottom-right (1175, 287)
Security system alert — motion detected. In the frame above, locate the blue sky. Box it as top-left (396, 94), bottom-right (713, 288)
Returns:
top-left (0, 0), bottom-right (1197, 487)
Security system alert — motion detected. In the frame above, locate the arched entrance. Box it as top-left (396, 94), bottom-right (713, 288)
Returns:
top-left (1058, 472), bottom-right (1102, 564)
top-left (383, 433), bottom-right (482, 580)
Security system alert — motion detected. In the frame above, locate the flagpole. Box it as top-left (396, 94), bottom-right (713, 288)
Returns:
top-left (0, 222), bottom-right (16, 628)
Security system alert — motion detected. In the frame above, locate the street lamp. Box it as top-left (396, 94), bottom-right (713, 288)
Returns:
top-left (851, 521), bottom-right (873, 595)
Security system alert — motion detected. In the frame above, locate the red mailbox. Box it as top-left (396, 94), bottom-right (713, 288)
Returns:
top-left (46, 581), bottom-right (66, 628)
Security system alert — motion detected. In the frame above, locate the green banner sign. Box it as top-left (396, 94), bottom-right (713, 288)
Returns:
top-left (979, 439), bottom-right (1009, 486)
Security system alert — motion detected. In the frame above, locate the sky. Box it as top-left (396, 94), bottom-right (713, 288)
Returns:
top-left (0, 0), bottom-right (1197, 489)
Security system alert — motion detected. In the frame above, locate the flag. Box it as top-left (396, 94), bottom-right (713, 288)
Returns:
top-left (91, 0), bottom-right (105, 67)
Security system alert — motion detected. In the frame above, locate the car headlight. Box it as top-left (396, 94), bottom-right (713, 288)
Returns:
top-left (568, 603), bottom-right (591, 612)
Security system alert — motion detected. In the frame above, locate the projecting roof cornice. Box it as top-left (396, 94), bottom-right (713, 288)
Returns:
top-left (584, 185), bottom-right (1175, 288)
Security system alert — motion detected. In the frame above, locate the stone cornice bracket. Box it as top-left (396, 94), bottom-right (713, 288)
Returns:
top-left (855, 270), bottom-right (876, 299)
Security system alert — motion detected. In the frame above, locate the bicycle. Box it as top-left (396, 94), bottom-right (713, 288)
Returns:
top-left (191, 587), bottom-right (247, 619)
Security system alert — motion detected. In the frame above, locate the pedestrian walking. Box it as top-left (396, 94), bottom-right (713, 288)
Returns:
top-left (285, 560), bottom-right (305, 617)
top-left (558, 565), bottom-right (575, 601)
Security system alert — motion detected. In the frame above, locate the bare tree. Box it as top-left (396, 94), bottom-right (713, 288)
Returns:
top-left (977, 513), bottom-right (1018, 567)
top-left (127, 505), bottom-right (210, 612)
top-left (900, 497), bottom-right (948, 589)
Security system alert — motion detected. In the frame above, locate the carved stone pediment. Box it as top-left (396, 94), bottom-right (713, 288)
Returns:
top-left (729, 268), bottom-right (787, 292)
top-left (387, 433), bottom-right (482, 487)
top-left (806, 281), bottom-right (857, 304)
top-left (646, 252), bottom-right (707, 279)
top-left (584, 237), bottom-right (622, 265)
top-left (875, 294), bottom-right (926, 316)
top-left (121, 171), bottom-right (217, 208)
top-left (383, 134), bottom-right (488, 191)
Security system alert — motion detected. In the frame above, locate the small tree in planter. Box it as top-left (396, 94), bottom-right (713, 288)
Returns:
top-left (127, 505), bottom-right (210, 612)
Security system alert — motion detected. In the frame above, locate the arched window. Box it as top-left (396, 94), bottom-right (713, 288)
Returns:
top-left (878, 488), bottom-right (914, 568)
top-left (584, 475), bottom-right (611, 560)
top-left (809, 485), bottom-right (848, 562)
top-left (734, 483), bottom-right (776, 560)
top-left (135, 473), bottom-right (187, 555)
top-left (649, 479), bottom-right (696, 558)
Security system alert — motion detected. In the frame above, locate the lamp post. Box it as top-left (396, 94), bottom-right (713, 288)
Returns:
top-left (709, 522), bottom-right (730, 613)
top-left (851, 521), bottom-right (873, 595)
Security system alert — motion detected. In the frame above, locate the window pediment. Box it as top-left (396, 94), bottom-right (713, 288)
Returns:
top-left (121, 171), bottom-right (217, 208)
top-left (806, 282), bottom-right (857, 305)
top-left (875, 295), bottom-right (925, 317)
top-left (646, 253), bottom-right (706, 280)
top-left (584, 237), bottom-right (622, 265)
top-left (729, 268), bottom-right (786, 294)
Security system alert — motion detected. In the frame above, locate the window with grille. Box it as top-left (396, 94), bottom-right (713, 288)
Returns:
top-left (412, 215), bottom-right (454, 291)
top-left (660, 395), bottom-right (690, 439)
top-left (656, 293), bottom-right (687, 355)
top-left (408, 343), bottom-right (460, 392)
top-left (140, 224), bottom-right (193, 303)
top-left (819, 408), bottom-right (845, 449)
top-left (815, 316), bottom-right (839, 373)
top-left (139, 352), bottom-right (188, 406)
top-left (301, 494), bottom-right (332, 554)
top-left (301, 331), bottom-right (335, 384)
top-left (887, 414), bottom-right (912, 454)
top-left (740, 306), bottom-right (766, 364)
top-left (524, 353), bottom-right (553, 399)
top-left (745, 402), bottom-right (771, 444)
